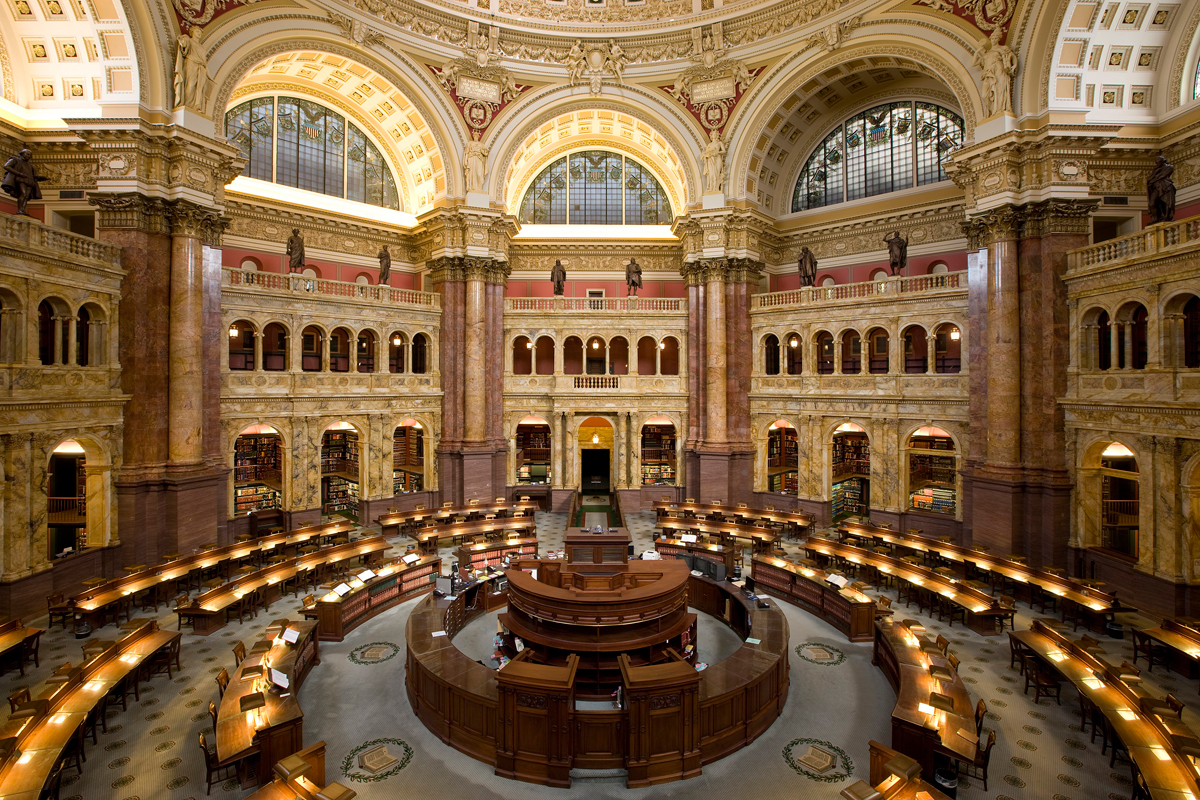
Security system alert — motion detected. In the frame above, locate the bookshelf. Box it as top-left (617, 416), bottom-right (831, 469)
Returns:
top-left (321, 431), bottom-right (359, 478)
top-left (907, 431), bottom-right (956, 515)
top-left (516, 424), bottom-right (551, 485)
top-left (234, 434), bottom-right (282, 514)
top-left (323, 475), bottom-right (359, 517)
top-left (767, 426), bottom-right (798, 494)
top-left (831, 432), bottom-right (870, 479)
top-left (641, 424), bottom-right (677, 486)
top-left (393, 425), bottom-right (424, 493)
top-left (831, 477), bottom-right (867, 519)
top-left (235, 483), bottom-right (280, 514)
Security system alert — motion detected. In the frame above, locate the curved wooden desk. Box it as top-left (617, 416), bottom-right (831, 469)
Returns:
top-left (652, 500), bottom-right (813, 532)
top-left (215, 619), bottom-right (319, 788)
top-left (378, 500), bottom-right (539, 536)
top-left (413, 518), bottom-right (537, 555)
top-left (405, 567), bottom-right (789, 788)
top-left (751, 555), bottom-right (876, 641)
top-left (310, 555), bottom-right (440, 641)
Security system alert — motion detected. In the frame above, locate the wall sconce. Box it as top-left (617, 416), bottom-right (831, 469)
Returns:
top-left (592, 433), bottom-right (600, 444)
top-left (789, 338), bottom-right (799, 348)
top-left (592, 340), bottom-right (600, 350)
top-left (228, 324), bottom-right (239, 338)
top-left (392, 334), bottom-right (402, 346)
top-left (659, 341), bottom-right (666, 350)
top-left (526, 340), bottom-right (533, 349)
top-left (950, 327), bottom-right (960, 341)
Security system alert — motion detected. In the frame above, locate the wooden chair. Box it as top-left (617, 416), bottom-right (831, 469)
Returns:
top-left (199, 731), bottom-right (239, 795)
top-left (207, 700), bottom-right (218, 733)
top-left (975, 698), bottom-right (988, 735)
top-left (947, 652), bottom-right (961, 674)
top-left (174, 595), bottom-right (194, 630)
top-left (935, 634), bottom-right (950, 655)
top-left (994, 595), bottom-right (1018, 633)
top-left (47, 594), bottom-right (72, 630)
top-left (215, 667), bottom-right (229, 699)
top-left (21, 630), bottom-right (40, 671)
top-left (1023, 654), bottom-right (1062, 704)
top-left (142, 636), bottom-right (181, 680)
top-left (232, 641), bottom-right (246, 667)
top-left (939, 595), bottom-right (967, 627)
top-left (39, 762), bottom-right (63, 800)
top-left (7, 686), bottom-right (29, 714)
top-left (874, 595), bottom-right (894, 618)
top-left (1131, 629), bottom-right (1170, 672)
top-left (1030, 583), bottom-right (1059, 615)
top-left (59, 725), bottom-right (85, 775)
top-left (957, 728), bottom-right (995, 791)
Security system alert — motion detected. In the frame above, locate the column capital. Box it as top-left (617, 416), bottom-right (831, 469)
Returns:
top-left (168, 201), bottom-right (228, 244)
top-left (88, 192), bottom-right (170, 233)
top-left (970, 205), bottom-right (1024, 244)
top-left (1021, 199), bottom-right (1098, 237)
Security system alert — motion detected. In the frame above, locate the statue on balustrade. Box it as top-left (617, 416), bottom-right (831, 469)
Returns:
top-left (883, 230), bottom-right (908, 276)
top-left (378, 244), bottom-right (392, 285)
top-left (286, 228), bottom-right (306, 273)
top-left (797, 246), bottom-right (818, 287)
top-left (551, 259), bottom-right (567, 296)
top-left (1147, 155), bottom-right (1176, 224)
top-left (1, 149), bottom-right (46, 216)
top-left (626, 258), bottom-right (642, 297)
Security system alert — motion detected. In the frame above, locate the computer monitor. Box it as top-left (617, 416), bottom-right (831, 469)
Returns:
top-left (744, 577), bottom-right (756, 594)
top-left (709, 561), bottom-right (727, 582)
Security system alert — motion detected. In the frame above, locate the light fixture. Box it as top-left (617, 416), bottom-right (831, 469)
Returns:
top-left (789, 337), bottom-right (798, 348)
top-left (229, 324), bottom-right (239, 338)
top-left (526, 340), bottom-right (533, 349)
top-left (659, 341), bottom-right (666, 350)
top-left (592, 340), bottom-right (600, 350)
top-left (592, 433), bottom-right (599, 444)
top-left (392, 334), bottom-right (402, 346)
top-left (950, 327), bottom-right (960, 341)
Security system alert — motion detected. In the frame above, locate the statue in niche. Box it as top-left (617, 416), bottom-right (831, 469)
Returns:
top-left (286, 228), bottom-right (306, 273)
top-left (464, 137), bottom-right (488, 194)
top-left (625, 257), bottom-right (642, 297)
top-left (378, 244), bottom-right (392, 285)
top-left (973, 33), bottom-right (1017, 117)
top-left (173, 29), bottom-right (211, 112)
top-left (797, 246), bottom-right (818, 287)
top-left (1147, 155), bottom-right (1176, 224)
top-left (702, 129), bottom-right (727, 194)
top-left (883, 230), bottom-right (908, 276)
top-left (551, 259), bottom-right (567, 296)
top-left (1, 149), bottom-right (46, 216)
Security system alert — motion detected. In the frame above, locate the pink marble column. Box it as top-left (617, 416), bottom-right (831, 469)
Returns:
top-left (986, 218), bottom-right (1021, 468)
top-left (169, 231), bottom-right (204, 465)
top-left (685, 279), bottom-right (700, 447)
top-left (464, 264), bottom-right (487, 443)
top-left (705, 264), bottom-right (727, 445)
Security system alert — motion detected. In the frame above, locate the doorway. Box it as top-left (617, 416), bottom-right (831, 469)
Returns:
top-left (581, 450), bottom-right (610, 493)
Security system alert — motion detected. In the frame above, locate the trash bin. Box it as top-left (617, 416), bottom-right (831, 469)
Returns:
top-left (933, 767), bottom-right (958, 798)
top-left (1106, 620), bottom-right (1124, 639)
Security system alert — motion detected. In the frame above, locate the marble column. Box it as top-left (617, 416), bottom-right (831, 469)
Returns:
top-left (463, 261), bottom-right (487, 443)
top-left (168, 208), bottom-right (206, 466)
top-left (2, 434), bottom-right (31, 581)
top-left (985, 208), bottom-right (1021, 468)
top-left (253, 331), bottom-right (263, 371)
top-left (66, 316), bottom-right (77, 366)
top-left (51, 315), bottom-right (65, 365)
top-left (834, 337), bottom-right (843, 374)
top-left (704, 262), bottom-right (727, 445)
top-left (926, 334), bottom-right (937, 375)
top-left (322, 329), bottom-right (332, 373)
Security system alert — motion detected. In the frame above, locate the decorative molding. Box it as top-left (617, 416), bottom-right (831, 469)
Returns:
top-left (171, 0), bottom-right (259, 33)
top-left (660, 54), bottom-right (761, 136)
top-left (913, 0), bottom-right (1017, 44)
top-left (328, 11), bottom-right (385, 48)
top-left (88, 192), bottom-right (171, 234)
top-left (430, 43), bottom-right (529, 137)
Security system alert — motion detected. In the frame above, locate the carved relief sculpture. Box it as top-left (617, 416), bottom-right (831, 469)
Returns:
top-left (972, 33), bottom-right (1017, 117)
top-left (173, 30), bottom-right (212, 113)
top-left (883, 230), bottom-right (908, 275)
top-left (378, 244), bottom-right (392, 285)
top-left (702, 130), bottom-right (727, 194)
top-left (626, 258), bottom-right (642, 297)
top-left (567, 39), bottom-right (629, 96)
top-left (551, 259), bottom-right (567, 296)
top-left (286, 228), bottom-right (306, 273)
top-left (1, 149), bottom-right (46, 216)
top-left (663, 33), bottom-right (759, 136)
top-left (797, 246), bottom-right (818, 287)
top-left (465, 138), bottom-right (489, 194)
top-left (433, 36), bottom-right (526, 139)
top-left (1147, 156), bottom-right (1176, 225)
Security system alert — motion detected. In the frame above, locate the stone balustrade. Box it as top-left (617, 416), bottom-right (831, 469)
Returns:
top-left (0, 214), bottom-right (122, 266)
top-left (751, 272), bottom-right (964, 310)
top-left (1067, 215), bottom-right (1200, 274)
top-left (506, 296), bottom-right (686, 313)
top-left (223, 267), bottom-right (441, 309)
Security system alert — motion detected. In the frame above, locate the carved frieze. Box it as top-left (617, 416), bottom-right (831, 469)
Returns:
top-left (913, 0), bottom-right (1018, 43)
top-left (659, 36), bottom-right (761, 136)
top-left (431, 36), bottom-right (528, 136)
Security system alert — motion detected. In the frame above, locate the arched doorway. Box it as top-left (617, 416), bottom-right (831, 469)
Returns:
top-left (321, 421), bottom-right (361, 519)
top-left (47, 439), bottom-right (86, 557)
top-left (640, 416), bottom-right (676, 486)
top-left (767, 420), bottom-right (797, 494)
top-left (393, 419), bottom-right (424, 494)
top-left (831, 422), bottom-right (870, 520)
top-left (1099, 443), bottom-right (1139, 557)
top-left (906, 426), bottom-right (957, 516)
top-left (515, 416), bottom-right (552, 485)
top-left (233, 424), bottom-right (283, 516)
top-left (578, 416), bottom-right (613, 494)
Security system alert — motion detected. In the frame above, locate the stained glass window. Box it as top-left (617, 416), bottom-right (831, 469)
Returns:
top-left (225, 97), bottom-right (399, 211)
top-left (518, 150), bottom-right (672, 225)
top-left (792, 101), bottom-right (962, 212)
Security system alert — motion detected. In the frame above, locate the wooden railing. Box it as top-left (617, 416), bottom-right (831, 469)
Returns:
top-left (751, 271), bottom-right (964, 310)
top-left (223, 268), bottom-right (441, 308)
top-left (1068, 215), bottom-right (1200, 272)
top-left (506, 297), bottom-right (685, 312)
top-left (0, 215), bottom-right (122, 266)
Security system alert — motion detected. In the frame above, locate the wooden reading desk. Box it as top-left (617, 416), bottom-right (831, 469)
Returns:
top-left (1015, 619), bottom-right (1200, 799)
top-left (1139, 620), bottom-right (1200, 679)
top-left (655, 538), bottom-right (736, 574)
top-left (657, 516), bottom-right (781, 554)
top-left (309, 555), bottom-right (441, 641)
top-left (377, 500), bottom-right (538, 536)
top-left (456, 537), bottom-right (538, 573)
top-left (652, 501), bottom-right (813, 534)
top-left (0, 621), bottom-right (179, 799)
top-left (412, 517), bottom-right (537, 555)
top-left (751, 555), bottom-right (876, 641)
top-left (179, 536), bottom-right (389, 634)
top-left (0, 622), bottom-right (42, 678)
top-left (215, 619), bottom-right (319, 788)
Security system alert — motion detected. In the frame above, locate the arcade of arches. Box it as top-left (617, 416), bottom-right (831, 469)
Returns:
top-left (0, 0), bottom-right (1199, 798)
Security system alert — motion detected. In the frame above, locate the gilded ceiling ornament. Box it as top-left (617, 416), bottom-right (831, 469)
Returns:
top-left (328, 11), bottom-right (385, 47)
top-left (660, 40), bottom-right (760, 136)
top-left (914, 0), bottom-right (1017, 43)
top-left (566, 40), bottom-right (629, 97)
top-left (431, 39), bottom-right (527, 136)
top-left (171, 0), bottom-right (261, 32)
top-left (805, 14), bottom-right (861, 52)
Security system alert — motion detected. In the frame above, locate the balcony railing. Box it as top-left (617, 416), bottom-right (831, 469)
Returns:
top-left (1068, 215), bottom-right (1200, 272)
top-left (751, 272), bottom-right (964, 310)
top-left (223, 268), bottom-right (441, 309)
top-left (506, 297), bottom-right (685, 312)
top-left (0, 216), bottom-right (122, 266)
top-left (573, 376), bottom-right (620, 389)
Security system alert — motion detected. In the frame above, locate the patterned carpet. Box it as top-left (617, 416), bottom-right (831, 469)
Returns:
top-left (14, 512), bottom-right (1167, 799)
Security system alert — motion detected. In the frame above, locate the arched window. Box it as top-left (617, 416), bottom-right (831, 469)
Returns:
top-left (512, 336), bottom-right (533, 375)
top-left (816, 332), bottom-right (834, 374)
top-left (763, 334), bottom-right (780, 375)
top-left (264, 323), bottom-right (287, 370)
top-left (792, 101), bottom-right (964, 212)
top-left (225, 96), bottom-right (400, 210)
top-left (867, 327), bottom-right (889, 374)
top-left (518, 150), bottom-right (673, 225)
top-left (388, 331), bottom-right (407, 373)
top-left (356, 330), bottom-right (377, 373)
top-left (902, 325), bottom-right (928, 373)
top-left (660, 337), bottom-right (680, 375)
top-left (784, 333), bottom-right (801, 375)
top-left (329, 327), bottom-right (352, 372)
top-left (841, 330), bottom-right (861, 374)
top-left (228, 320), bottom-right (255, 370)
top-left (411, 333), bottom-right (428, 374)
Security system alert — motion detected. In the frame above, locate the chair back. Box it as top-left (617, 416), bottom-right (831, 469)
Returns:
top-left (935, 634), bottom-right (950, 654)
top-left (877, 596), bottom-right (892, 610)
top-left (7, 687), bottom-right (30, 713)
top-left (495, 497), bottom-right (505, 503)
top-left (215, 667), bottom-right (230, 695)
top-left (208, 700), bottom-right (218, 732)
top-left (979, 729), bottom-right (996, 765)
top-left (468, 499), bottom-right (479, 506)
top-left (1000, 594), bottom-right (1016, 609)
top-left (232, 641), bottom-right (246, 666)
top-left (442, 502), bottom-right (452, 508)
top-left (1119, 661), bottom-right (1140, 678)
top-left (199, 731), bottom-right (216, 766)
top-left (1081, 634), bottom-right (1100, 647)
top-left (975, 698), bottom-right (987, 723)
top-left (1167, 694), bottom-right (1185, 716)
top-left (47, 593), bottom-right (65, 608)
top-left (947, 653), bottom-right (961, 673)
top-left (302, 594), bottom-right (316, 608)
top-left (415, 504), bottom-right (425, 511)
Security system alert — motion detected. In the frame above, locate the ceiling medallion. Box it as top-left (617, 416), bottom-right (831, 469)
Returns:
top-left (432, 33), bottom-right (527, 136)
top-left (566, 40), bottom-right (629, 97)
top-left (660, 31), bottom-right (759, 135)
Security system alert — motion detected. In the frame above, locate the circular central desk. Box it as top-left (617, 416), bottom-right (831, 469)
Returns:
top-left (405, 559), bottom-right (789, 788)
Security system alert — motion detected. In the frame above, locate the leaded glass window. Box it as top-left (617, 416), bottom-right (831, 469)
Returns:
top-left (792, 101), bottom-right (963, 212)
top-left (224, 97), bottom-right (400, 210)
top-left (518, 150), bottom-right (672, 225)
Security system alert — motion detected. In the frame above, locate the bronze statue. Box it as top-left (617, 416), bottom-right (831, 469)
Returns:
top-left (2, 149), bottom-right (47, 216)
top-left (626, 257), bottom-right (642, 297)
top-left (1147, 155), bottom-right (1176, 225)
top-left (551, 259), bottom-right (567, 296)
top-left (797, 246), bottom-right (818, 287)
top-left (883, 230), bottom-right (908, 276)
top-left (286, 228), bottom-right (305, 273)
top-left (378, 244), bottom-right (392, 285)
